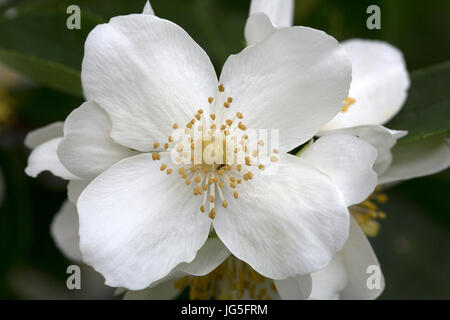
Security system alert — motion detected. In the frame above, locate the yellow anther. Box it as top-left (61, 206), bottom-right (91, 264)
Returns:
top-left (208, 97), bottom-right (214, 104)
top-left (236, 112), bottom-right (243, 119)
top-left (219, 181), bottom-right (224, 188)
top-left (210, 114), bottom-right (216, 120)
top-left (237, 179), bottom-right (241, 184)
top-left (229, 177), bottom-right (235, 182)
top-left (230, 182), bottom-right (236, 189)
top-left (194, 176), bottom-right (201, 183)
top-left (233, 191), bottom-right (238, 199)
top-left (209, 208), bottom-right (216, 219)
top-left (173, 123), bottom-right (178, 129)
top-left (166, 169), bottom-right (173, 175)
top-left (270, 155), bottom-right (278, 162)
top-left (195, 114), bottom-right (201, 120)
top-left (258, 165), bottom-right (265, 170)
top-left (186, 122), bottom-right (193, 129)
top-left (237, 165), bottom-right (242, 172)
top-left (220, 124), bottom-right (227, 130)
top-left (224, 102), bottom-right (230, 108)
top-left (203, 184), bottom-right (208, 191)
top-left (164, 143), bottom-right (169, 149)
top-left (227, 97), bottom-right (233, 103)
top-left (226, 119), bottom-right (233, 126)
top-left (222, 200), bottom-right (228, 208)
top-left (248, 172), bottom-right (253, 179)
top-left (152, 153), bottom-right (161, 160)
top-left (341, 97), bottom-right (356, 112)
top-left (178, 168), bottom-right (185, 175)
top-left (186, 180), bottom-right (191, 185)
top-left (160, 164), bottom-right (167, 171)
top-left (258, 140), bottom-right (264, 146)
top-left (218, 84), bottom-right (225, 92)
top-left (209, 195), bottom-right (215, 203)
top-left (200, 205), bottom-right (205, 213)
top-left (273, 148), bottom-right (279, 154)
top-left (153, 142), bottom-right (160, 149)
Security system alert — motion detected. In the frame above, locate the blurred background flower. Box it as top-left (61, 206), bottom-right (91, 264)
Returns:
top-left (0, 0), bottom-right (449, 299)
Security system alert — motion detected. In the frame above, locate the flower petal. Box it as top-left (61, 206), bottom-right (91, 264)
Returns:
top-left (57, 101), bottom-right (137, 180)
top-left (249, 0), bottom-right (294, 28)
top-left (78, 153), bottom-right (212, 290)
top-left (82, 14), bottom-right (218, 151)
top-left (142, 1), bottom-right (154, 15)
top-left (219, 26), bottom-right (351, 151)
top-left (301, 134), bottom-right (377, 206)
top-left (244, 13), bottom-right (276, 46)
top-left (274, 274), bottom-right (312, 300)
top-left (213, 154), bottom-right (349, 279)
top-left (309, 254), bottom-right (348, 300)
top-left (318, 125), bottom-right (407, 175)
top-left (25, 137), bottom-right (78, 180)
top-left (67, 180), bottom-right (90, 204)
top-left (176, 238), bottom-right (230, 276)
top-left (378, 138), bottom-right (450, 185)
top-left (50, 200), bottom-right (82, 262)
top-left (340, 216), bottom-right (384, 299)
top-left (24, 122), bottom-right (63, 149)
top-left (323, 39), bottom-right (410, 130)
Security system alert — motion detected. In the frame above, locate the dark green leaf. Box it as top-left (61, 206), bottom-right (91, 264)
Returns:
top-left (387, 61), bottom-right (450, 145)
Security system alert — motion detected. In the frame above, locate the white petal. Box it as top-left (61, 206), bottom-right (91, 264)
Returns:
top-left (123, 280), bottom-right (181, 300)
top-left (58, 101), bottom-right (137, 180)
top-left (244, 13), bottom-right (276, 46)
top-left (78, 153), bottom-right (212, 290)
top-left (50, 200), bottom-right (82, 262)
top-left (176, 238), bottom-right (230, 276)
top-left (319, 125), bottom-right (407, 176)
top-left (249, 0), bottom-right (294, 28)
top-left (67, 180), bottom-right (90, 204)
top-left (309, 254), bottom-right (348, 300)
top-left (274, 274), bottom-right (312, 300)
top-left (378, 138), bottom-right (450, 185)
top-left (213, 154), bottom-right (349, 279)
top-left (25, 137), bottom-right (79, 180)
top-left (142, 1), bottom-right (154, 15)
top-left (324, 39), bottom-right (410, 129)
top-left (82, 14), bottom-right (218, 151)
top-left (340, 216), bottom-right (384, 299)
top-left (301, 134), bottom-right (377, 206)
top-left (24, 122), bottom-right (63, 149)
top-left (219, 26), bottom-right (351, 151)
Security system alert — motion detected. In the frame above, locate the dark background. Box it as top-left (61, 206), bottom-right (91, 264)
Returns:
top-left (0, 0), bottom-right (449, 299)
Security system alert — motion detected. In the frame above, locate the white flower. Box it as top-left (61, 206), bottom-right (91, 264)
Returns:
top-left (24, 2), bottom-right (381, 293)
top-left (246, 0), bottom-right (450, 300)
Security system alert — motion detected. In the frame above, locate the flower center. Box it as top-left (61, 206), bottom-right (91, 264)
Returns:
top-left (150, 84), bottom-right (279, 220)
top-left (350, 187), bottom-right (387, 237)
top-left (173, 257), bottom-right (278, 300)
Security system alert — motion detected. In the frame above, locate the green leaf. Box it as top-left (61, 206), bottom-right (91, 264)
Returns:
top-left (387, 61), bottom-right (450, 145)
top-left (0, 3), bottom-right (104, 97)
top-left (0, 49), bottom-right (82, 97)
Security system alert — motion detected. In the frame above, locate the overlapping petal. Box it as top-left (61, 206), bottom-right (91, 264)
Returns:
top-left (212, 154), bottom-right (349, 280)
top-left (77, 153), bottom-right (212, 290)
top-left (301, 134), bottom-right (377, 206)
top-left (82, 14), bottom-right (218, 151)
top-left (58, 101), bottom-right (137, 180)
top-left (324, 39), bottom-right (410, 130)
top-left (220, 26), bottom-right (351, 151)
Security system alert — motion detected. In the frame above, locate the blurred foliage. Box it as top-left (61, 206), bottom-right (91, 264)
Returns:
top-left (0, 0), bottom-right (449, 299)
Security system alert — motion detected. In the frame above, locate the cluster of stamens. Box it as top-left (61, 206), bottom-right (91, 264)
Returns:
top-left (174, 256), bottom-right (277, 300)
top-left (350, 187), bottom-right (387, 237)
top-left (149, 85), bottom-right (279, 219)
